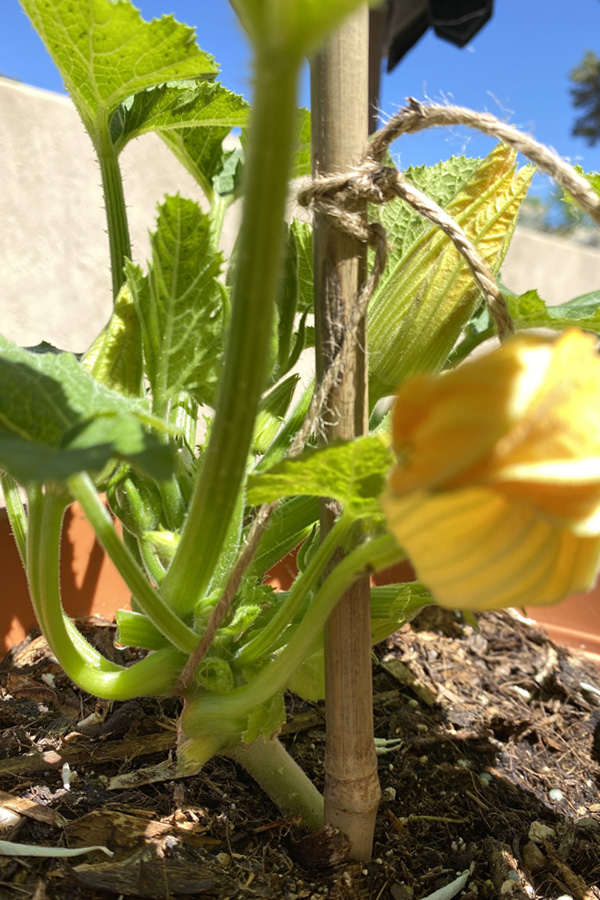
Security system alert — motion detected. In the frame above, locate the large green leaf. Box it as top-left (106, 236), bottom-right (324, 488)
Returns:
top-left (247, 435), bottom-right (393, 519)
top-left (20, 0), bottom-right (217, 140)
top-left (369, 145), bottom-right (534, 400)
top-left (0, 339), bottom-right (171, 483)
top-left (126, 196), bottom-right (224, 411)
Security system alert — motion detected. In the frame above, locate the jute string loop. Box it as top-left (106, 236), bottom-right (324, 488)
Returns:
top-left (176, 101), bottom-right (600, 690)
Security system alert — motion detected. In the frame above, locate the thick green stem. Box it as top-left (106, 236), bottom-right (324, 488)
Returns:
top-left (227, 737), bottom-right (324, 830)
top-left (181, 532), bottom-right (403, 736)
top-left (25, 488), bottom-right (185, 699)
top-left (161, 59), bottom-right (300, 616)
top-left (68, 473), bottom-right (198, 654)
top-left (97, 129), bottom-right (132, 300)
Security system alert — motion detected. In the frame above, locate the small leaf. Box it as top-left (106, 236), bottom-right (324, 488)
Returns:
top-left (507, 288), bottom-right (600, 334)
top-left (247, 435), bottom-right (393, 518)
top-left (291, 107), bottom-right (311, 179)
top-left (20, 0), bottom-right (216, 141)
top-left (369, 582), bottom-right (434, 643)
top-left (253, 374), bottom-right (300, 454)
top-left (275, 226), bottom-right (299, 375)
top-left (82, 283), bottom-right (143, 396)
top-left (0, 337), bottom-right (171, 483)
top-left (127, 197), bottom-right (224, 411)
top-left (111, 80), bottom-right (248, 152)
top-left (111, 81), bottom-right (248, 201)
top-left (289, 648), bottom-right (325, 701)
top-left (374, 155), bottom-right (482, 267)
top-left (290, 220), bottom-right (315, 313)
top-left (242, 694), bottom-right (286, 744)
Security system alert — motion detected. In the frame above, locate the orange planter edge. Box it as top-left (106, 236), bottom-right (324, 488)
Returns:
top-left (1, 507), bottom-right (599, 667)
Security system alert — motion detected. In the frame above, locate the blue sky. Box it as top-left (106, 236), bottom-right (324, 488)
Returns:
top-left (3, 0), bottom-right (600, 196)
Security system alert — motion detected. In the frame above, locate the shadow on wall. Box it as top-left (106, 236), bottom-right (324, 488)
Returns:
top-left (0, 503), bottom-right (130, 654)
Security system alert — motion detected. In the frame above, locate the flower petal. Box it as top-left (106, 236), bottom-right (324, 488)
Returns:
top-left (390, 335), bottom-right (554, 493)
top-left (379, 486), bottom-right (600, 610)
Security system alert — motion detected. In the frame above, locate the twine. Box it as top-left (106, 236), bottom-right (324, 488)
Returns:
top-left (176, 100), bottom-right (600, 690)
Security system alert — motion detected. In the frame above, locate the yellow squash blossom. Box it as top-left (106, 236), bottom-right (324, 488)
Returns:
top-left (380, 328), bottom-right (600, 610)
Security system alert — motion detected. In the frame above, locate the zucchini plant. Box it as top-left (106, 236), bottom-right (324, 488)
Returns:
top-left (3, 0), bottom-right (600, 857)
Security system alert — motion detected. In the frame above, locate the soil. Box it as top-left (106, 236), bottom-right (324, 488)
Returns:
top-left (0, 608), bottom-right (599, 900)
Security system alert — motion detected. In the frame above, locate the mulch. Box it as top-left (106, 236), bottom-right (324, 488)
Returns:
top-left (0, 607), bottom-right (598, 900)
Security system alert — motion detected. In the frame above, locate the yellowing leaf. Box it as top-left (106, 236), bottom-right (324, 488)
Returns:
top-left (369, 145), bottom-right (534, 400)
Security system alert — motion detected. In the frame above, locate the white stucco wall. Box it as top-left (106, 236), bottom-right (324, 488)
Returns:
top-left (1, 78), bottom-right (599, 354)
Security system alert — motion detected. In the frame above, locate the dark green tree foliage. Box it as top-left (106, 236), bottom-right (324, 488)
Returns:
top-left (570, 50), bottom-right (600, 145)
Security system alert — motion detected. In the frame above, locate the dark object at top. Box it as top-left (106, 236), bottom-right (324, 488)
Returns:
top-left (384, 0), bottom-right (493, 72)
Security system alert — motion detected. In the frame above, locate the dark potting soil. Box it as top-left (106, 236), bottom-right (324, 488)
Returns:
top-left (0, 608), bottom-right (598, 900)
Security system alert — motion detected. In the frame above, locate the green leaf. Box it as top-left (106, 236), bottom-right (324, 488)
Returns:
top-left (0, 338), bottom-right (172, 483)
top-left (20, 0), bottom-right (217, 140)
top-left (289, 648), bottom-right (325, 701)
top-left (290, 220), bottom-right (315, 313)
top-left (253, 374), bottom-right (300, 454)
top-left (369, 145), bottom-right (534, 400)
top-left (506, 288), bottom-right (600, 333)
top-left (242, 694), bottom-right (286, 744)
top-left (247, 435), bottom-right (393, 518)
top-left (82, 283), bottom-right (143, 397)
top-left (247, 496), bottom-right (320, 579)
top-left (112, 81), bottom-right (249, 201)
top-left (111, 81), bottom-right (248, 152)
top-left (369, 582), bottom-right (434, 643)
top-left (289, 582), bottom-right (435, 701)
top-left (127, 196), bottom-right (224, 411)
top-left (563, 166), bottom-right (600, 207)
top-left (374, 156), bottom-right (482, 269)
top-left (291, 107), bottom-right (311, 179)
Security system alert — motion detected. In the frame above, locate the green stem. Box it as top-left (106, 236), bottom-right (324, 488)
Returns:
top-left (1, 472), bottom-right (27, 565)
top-left (68, 473), bottom-right (198, 654)
top-left (227, 737), bottom-right (324, 830)
top-left (446, 322), bottom-right (495, 368)
top-left (161, 60), bottom-right (301, 616)
top-left (158, 477), bottom-right (186, 532)
top-left (26, 487), bottom-right (186, 699)
top-left (139, 538), bottom-right (167, 585)
top-left (235, 514), bottom-right (353, 666)
top-left (97, 128), bottom-right (132, 300)
top-left (209, 193), bottom-right (231, 252)
top-left (181, 532), bottom-right (404, 737)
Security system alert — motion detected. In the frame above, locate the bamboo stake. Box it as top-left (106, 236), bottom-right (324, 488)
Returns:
top-left (310, 4), bottom-right (380, 860)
